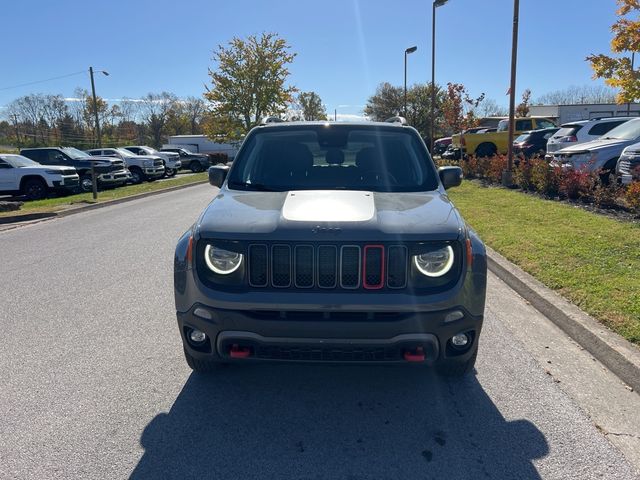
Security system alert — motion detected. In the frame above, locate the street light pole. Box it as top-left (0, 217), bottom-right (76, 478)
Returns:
top-left (88, 67), bottom-right (109, 200)
top-left (431, 0), bottom-right (448, 154)
top-left (404, 46), bottom-right (417, 118)
top-left (503, 0), bottom-right (519, 187)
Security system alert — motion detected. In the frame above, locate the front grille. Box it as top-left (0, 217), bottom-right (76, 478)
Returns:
top-left (248, 243), bottom-right (408, 290)
top-left (153, 159), bottom-right (163, 167)
top-left (112, 160), bottom-right (125, 170)
top-left (619, 159), bottom-right (631, 175)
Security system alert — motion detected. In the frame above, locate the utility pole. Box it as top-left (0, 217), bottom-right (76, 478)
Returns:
top-left (88, 67), bottom-right (109, 200)
top-left (502, 0), bottom-right (519, 187)
top-left (628, 52), bottom-right (635, 116)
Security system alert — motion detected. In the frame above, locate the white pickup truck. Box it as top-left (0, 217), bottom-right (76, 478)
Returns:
top-left (0, 154), bottom-right (79, 200)
top-left (123, 146), bottom-right (181, 177)
top-left (86, 148), bottom-right (165, 184)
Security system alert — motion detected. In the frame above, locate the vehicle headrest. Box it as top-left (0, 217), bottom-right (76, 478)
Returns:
top-left (325, 148), bottom-right (344, 165)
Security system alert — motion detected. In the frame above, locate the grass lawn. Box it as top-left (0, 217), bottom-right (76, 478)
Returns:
top-left (448, 181), bottom-right (640, 346)
top-left (0, 173), bottom-right (208, 217)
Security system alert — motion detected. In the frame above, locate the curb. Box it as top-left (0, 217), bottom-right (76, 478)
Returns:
top-left (0, 212), bottom-right (57, 225)
top-left (0, 180), bottom-right (208, 227)
top-left (486, 245), bottom-right (640, 394)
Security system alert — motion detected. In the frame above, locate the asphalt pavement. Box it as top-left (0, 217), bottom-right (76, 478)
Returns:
top-left (0, 183), bottom-right (638, 479)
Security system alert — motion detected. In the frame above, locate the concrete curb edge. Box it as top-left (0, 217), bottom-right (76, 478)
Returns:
top-left (486, 245), bottom-right (640, 394)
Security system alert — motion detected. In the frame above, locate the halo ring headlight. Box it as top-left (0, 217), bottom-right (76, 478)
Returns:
top-left (413, 245), bottom-right (454, 277)
top-left (204, 244), bottom-right (243, 275)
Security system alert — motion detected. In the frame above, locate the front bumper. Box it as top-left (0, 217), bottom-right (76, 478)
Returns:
top-left (98, 169), bottom-right (132, 184)
top-left (143, 167), bottom-right (165, 178)
top-left (178, 303), bottom-right (482, 365)
top-left (52, 175), bottom-right (80, 190)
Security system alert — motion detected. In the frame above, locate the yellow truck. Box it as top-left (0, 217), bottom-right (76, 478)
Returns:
top-left (451, 117), bottom-right (557, 157)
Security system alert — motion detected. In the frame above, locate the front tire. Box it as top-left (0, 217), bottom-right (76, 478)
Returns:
top-left (165, 167), bottom-right (176, 177)
top-left (475, 143), bottom-right (497, 158)
top-left (184, 348), bottom-right (221, 373)
top-left (22, 178), bottom-right (48, 200)
top-left (189, 161), bottom-right (204, 173)
top-left (436, 349), bottom-right (477, 377)
top-left (80, 174), bottom-right (94, 193)
top-left (129, 167), bottom-right (145, 185)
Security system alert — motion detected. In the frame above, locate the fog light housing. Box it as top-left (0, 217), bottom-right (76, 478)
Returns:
top-left (189, 328), bottom-right (207, 344)
top-left (451, 333), bottom-right (469, 348)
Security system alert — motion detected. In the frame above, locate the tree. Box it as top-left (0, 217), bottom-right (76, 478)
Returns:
top-left (516, 89), bottom-right (532, 117)
top-left (535, 85), bottom-right (617, 105)
top-left (204, 32), bottom-right (297, 141)
top-left (441, 83), bottom-right (485, 133)
top-left (587, 0), bottom-right (640, 104)
top-left (364, 82), bottom-right (444, 141)
top-left (364, 82), bottom-right (403, 121)
top-left (477, 98), bottom-right (508, 117)
top-left (140, 92), bottom-right (178, 147)
top-left (296, 91), bottom-right (327, 120)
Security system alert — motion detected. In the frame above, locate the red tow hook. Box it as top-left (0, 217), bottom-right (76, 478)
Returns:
top-left (403, 347), bottom-right (426, 363)
top-left (229, 344), bottom-right (252, 359)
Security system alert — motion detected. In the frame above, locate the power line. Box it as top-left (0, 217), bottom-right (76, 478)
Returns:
top-left (0, 71), bottom-right (87, 92)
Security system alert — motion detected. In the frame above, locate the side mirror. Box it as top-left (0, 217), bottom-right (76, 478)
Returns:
top-left (208, 165), bottom-right (229, 187)
top-left (438, 166), bottom-right (463, 189)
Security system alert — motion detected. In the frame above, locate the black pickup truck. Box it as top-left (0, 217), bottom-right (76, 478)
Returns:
top-left (21, 147), bottom-right (131, 192)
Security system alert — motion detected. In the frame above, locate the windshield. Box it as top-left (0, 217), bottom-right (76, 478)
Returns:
top-left (62, 147), bottom-right (91, 159)
top-left (0, 154), bottom-right (40, 167)
top-left (601, 118), bottom-right (640, 140)
top-left (115, 148), bottom-right (136, 157)
top-left (497, 120), bottom-right (508, 132)
top-left (227, 125), bottom-right (439, 192)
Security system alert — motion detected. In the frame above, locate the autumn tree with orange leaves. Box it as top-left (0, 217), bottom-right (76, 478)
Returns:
top-left (587, 0), bottom-right (640, 104)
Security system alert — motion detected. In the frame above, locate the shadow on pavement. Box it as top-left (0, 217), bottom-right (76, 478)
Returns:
top-left (131, 364), bottom-right (547, 479)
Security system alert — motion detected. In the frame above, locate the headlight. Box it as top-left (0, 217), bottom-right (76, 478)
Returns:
top-left (413, 246), bottom-right (454, 277)
top-left (204, 245), bottom-right (243, 274)
top-left (143, 160), bottom-right (153, 167)
top-left (45, 170), bottom-right (62, 175)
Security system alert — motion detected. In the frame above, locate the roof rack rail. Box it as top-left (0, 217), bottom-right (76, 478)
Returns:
top-left (384, 116), bottom-right (407, 125)
top-left (261, 116), bottom-right (285, 125)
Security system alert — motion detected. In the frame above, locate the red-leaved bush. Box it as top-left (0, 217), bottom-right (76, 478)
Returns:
top-left (625, 182), bottom-right (640, 213)
top-left (559, 169), bottom-right (593, 200)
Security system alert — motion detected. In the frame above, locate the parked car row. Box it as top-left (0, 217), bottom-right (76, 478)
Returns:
top-left (436, 115), bottom-right (640, 184)
top-left (0, 144), bottom-right (213, 200)
top-left (548, 117), bottom-right (640, 184)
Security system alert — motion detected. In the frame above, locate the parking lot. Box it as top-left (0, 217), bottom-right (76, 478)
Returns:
top-left (1, 184), bottom-right (638, 479)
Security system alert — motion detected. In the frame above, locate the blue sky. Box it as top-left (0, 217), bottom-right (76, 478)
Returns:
top-left (0, 0), bottom-right (622, 119)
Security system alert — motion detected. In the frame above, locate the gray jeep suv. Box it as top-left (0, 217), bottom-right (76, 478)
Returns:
top-left (174, 121), bottom-right (487, 376)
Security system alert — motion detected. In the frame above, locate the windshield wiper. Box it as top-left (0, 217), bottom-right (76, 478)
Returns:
top-left (229, 181), bottom-right (283, 192)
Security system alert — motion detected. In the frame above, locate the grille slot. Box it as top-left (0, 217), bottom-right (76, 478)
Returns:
top-left (340, 246), bottom-right (361, 289)
top-left (294, 246), bottom-right (314, 288)
top-left (248, 244), bottom-right (268, 287)
top-left (271, 245), bottom-right (291, 287)
top-left (363, 245), bottom-right (384, 289)
top-left (317, 246), bottom-right (338, 288)
top-left (387, 246), bottom-right (408, 289)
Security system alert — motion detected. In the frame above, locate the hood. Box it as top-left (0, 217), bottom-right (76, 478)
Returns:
top-left (21, 165), bottom-right (76, 173)
top-left (555, 137), bottom-right (631, 155)
top-left (197, 188), bottom-right (463, 242)
top-left (86, 155), bottom-right (120, 166)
